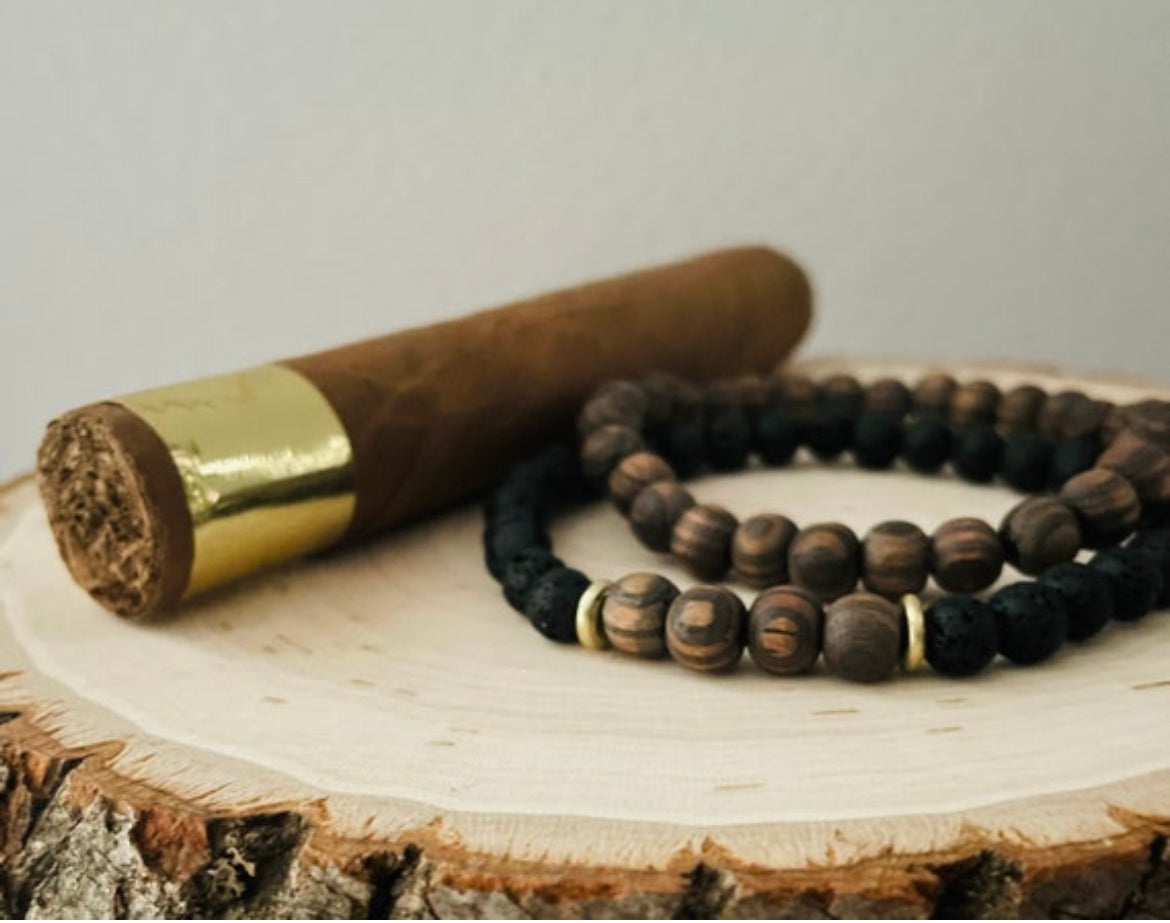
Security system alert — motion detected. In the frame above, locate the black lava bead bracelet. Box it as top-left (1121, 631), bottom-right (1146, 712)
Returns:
top-left (483, 370), bottom-right (1170, 683)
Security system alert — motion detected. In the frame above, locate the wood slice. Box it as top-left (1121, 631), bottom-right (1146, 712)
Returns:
top-left (1, 359), bottom-right (1168, 919)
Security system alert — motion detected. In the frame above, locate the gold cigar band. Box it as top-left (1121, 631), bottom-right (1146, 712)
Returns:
top-left (119, 364), bottom-right (355, 598)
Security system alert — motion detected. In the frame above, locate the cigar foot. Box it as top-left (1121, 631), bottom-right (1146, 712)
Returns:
top-left (36, 404), bottom-right (192, 619)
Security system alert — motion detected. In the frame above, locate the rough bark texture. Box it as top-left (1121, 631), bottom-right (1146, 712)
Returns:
top-left (0, 712), bottom-right (1166, 919)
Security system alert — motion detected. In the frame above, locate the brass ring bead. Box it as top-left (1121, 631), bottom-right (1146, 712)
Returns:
top-left (901, 593), bottom-right (925, 673)
top-left (575, 579), bottom-right (612, 651)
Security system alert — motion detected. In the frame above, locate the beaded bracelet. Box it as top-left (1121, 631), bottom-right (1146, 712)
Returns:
top-left (483, 371), bottom-right (1170, 684)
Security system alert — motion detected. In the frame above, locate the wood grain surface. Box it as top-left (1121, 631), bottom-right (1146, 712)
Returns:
top-left (0, 359), bottom-right (1168, 918)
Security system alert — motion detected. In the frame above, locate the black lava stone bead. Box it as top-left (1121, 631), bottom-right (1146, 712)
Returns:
top-left (1039, 561), bottom-right (1114, 641)
top-left (924, 595), bottom-right (1000, 677)
top-left (753, 408), bottom-right (800, 466)
top-left (852, 413), bottom-right (903, 470)
top-left (1091, 547), bottom-right (1164, 621)
top-left (706, 404), bottom-right (752, 472)
top-left (485, 517), bottom-right (550, 579)
top-left (803, 411), bottom-right (855, 461)
top-left (988, 582), bottom-right (1068, 665)
top-left (502, 547), bottom-right (564, 613)
top-left (902, 417), bottom-right (954, 474)
top-left (952, 425), bottom-right (1004, 484)
top-left (663, 413), bottom-right (707, 479)
top-left (525, 567), bottom-right (591, 642)
top-left (1050, 435), bottom-right (1102, 487)
top-left (1128, 528), bottom-right (1170, 606)
top-left (1001, 432), bottom-right (1054, 493)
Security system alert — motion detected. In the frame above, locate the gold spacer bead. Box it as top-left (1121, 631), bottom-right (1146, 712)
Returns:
top-left (576, 580), bottom-right (612, 651)
top-left (901, 593), bottom-right (926, 672)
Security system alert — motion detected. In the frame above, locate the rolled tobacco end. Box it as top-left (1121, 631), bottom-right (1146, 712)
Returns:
top-left (37, 246), bottom-right (812, 619)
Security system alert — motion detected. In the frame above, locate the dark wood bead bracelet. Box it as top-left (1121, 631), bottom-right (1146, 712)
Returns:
top-left (482, 372), bottom-right (1170, 684)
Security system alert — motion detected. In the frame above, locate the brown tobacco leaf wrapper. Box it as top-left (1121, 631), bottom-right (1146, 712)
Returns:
top-left (37, 246), bottom-right (812, 618)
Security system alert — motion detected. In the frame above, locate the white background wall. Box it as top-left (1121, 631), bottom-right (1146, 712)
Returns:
top-left (2, 0), bottom-right (1167, 481)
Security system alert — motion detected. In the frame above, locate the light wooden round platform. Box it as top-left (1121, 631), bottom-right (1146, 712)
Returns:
top-left (1, 360), bottom-right (1168, 918)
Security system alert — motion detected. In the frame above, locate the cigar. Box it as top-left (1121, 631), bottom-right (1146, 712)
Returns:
top-left (37, 246), bottom-right (811, 619)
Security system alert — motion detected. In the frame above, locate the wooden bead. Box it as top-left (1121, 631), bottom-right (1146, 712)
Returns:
top-left (607, 451), bottom-right (675, 512)
top-left (821, 373), bottom-right (864, 418)
top-left (930, 517), bottom-right (1004, 593)
top-left (641, 371), bottom-right (703, 425)
top-left (1111, 399), bottom-right (1170, 453)
top-left (665, 585), bottom-right (746, 673)
top-left (718, 374), bottom-right (770, 416)
top-left (822, 592), bottom-right (903, 683)
top-left (670, 504), bottom-right (738, 581)
top-left (998, 384), bottom-right (1048, 434)
top-left (747, 585), bottom-right (823, 675)
top-left (580, 424), bottom-right (644, 481)
top-left (731, 514), bottom-right (797, 588)
top-left (1039, 390), bottom-right (1110, 442)
top-left (1059, 467), bottom-right (1141, 548)
top-left (601, 572), bottom-right (679, 658)
top-left (576, 380), bottom-right (647, 435)
top-left (628, 481), bottom-right (695, 552)
top-left (1097, 431), bottom-right (1170, 507)
top-left (862, 520), bottom-right (930, 598)
top-left (950, 380), bottom-right (1000, 429)
top-left (770, 371), bottom-right (820, 415)
top-left (864, 378), bottom-right (912, 418)
top-left (999, 497), bottom-right (1081, 575)
top-left (913, 372), bottom-right (957, 416)
top-left (787, 523), bottom-right (860, 601)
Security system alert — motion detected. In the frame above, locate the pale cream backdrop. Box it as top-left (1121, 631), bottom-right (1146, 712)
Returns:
top-left (1, 0), bottom-right (1167, 481)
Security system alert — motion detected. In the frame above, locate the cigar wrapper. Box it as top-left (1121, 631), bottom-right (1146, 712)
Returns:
top-left (37, 246), bottom-right (812, 618)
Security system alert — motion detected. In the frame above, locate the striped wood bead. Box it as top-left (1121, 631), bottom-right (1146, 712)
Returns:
top-left (608, 451), bottom-right (675, 512)
top-left (950, 380), bottom-right (1000, 429)
top-left (665, 585), bottom-right (747, 673)
top-left (821, 373), bottom-right (864, 418)
top-left (1097, 431), bottom-right (1170, 508)
top-left (747, 585), bottom-right (823, 675)
top-left (1059, 468), bottom-right (1141, 548)
top-left (930, 517), bottom-right (1004, 593)
top-left (576, 380), bottom-right (648, 435)
top-left (822, 592), bottom-right (903, 683)
top-left (671, 504), bottom-right (738, 581)
top-left (913, 372), bottom-right (957, 416)
top-left (862, 520), bottom-right (930, 598)
top-left (1039, 390), bottom-right (1110, 442)
top-left (998, 384), bottom-right (1048, 435)
top-left (628, 481), bottom-right (696, 552)
top-left (787, 523), bottom-right (861, 601)
top-left (731, 514), bottom-right (797, 588)
top-left (771, 372), bottom-right (820, 415)
top-left (601, 572), bottom-right (679, 658)
top-left (580, 424), bottom-right (644, 481)
top-left (865, 378), bottom-right (913, 418)
top-left (999, 497), bottom-right (1081, 575)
